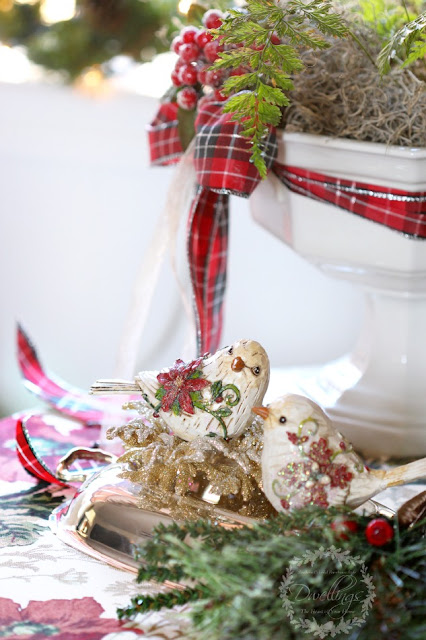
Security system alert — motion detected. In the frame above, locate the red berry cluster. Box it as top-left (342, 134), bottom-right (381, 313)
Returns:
top-left (331, 516), bottom-right (394, 547)
top-left (170, 10), bottom-right (235, 111)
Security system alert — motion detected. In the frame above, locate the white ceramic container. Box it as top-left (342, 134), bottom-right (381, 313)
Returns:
top-left (250, 132), bottom-right (426, 457)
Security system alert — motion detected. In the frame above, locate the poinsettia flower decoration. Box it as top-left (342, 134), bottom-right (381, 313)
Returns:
top-left (156, 358), bottom-right (209, 416)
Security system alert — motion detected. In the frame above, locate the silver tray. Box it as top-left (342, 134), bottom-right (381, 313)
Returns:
top-left (50, 463), bottom-right (260, 572)
top-left (50, 462), bottom-right (397, 573)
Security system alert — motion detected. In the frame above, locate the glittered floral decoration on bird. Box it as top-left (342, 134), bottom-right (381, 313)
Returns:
top-left (92, 338), bottom-right (270, 441)
top-left (254, 393), bottom-right (426, 512)
top-left (155, 357), bottom-right (209, 416)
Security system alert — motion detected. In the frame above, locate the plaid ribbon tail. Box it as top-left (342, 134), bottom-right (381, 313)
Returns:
top-left (17, 324), bottom-right (111, 426)
top-left (16, 417), bottom-right (68, 486)
top-left (187, 187), bottom-right (229, 355)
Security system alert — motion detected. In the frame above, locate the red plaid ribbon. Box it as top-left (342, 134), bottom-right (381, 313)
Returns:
top-left (16, 325), bottom-right (131, 485)
top-left (17, 324), bottom-right (109, 426)
top-left (147, 102), bottom-right (183, 166)
top-left (275, 165), bottom-right (426, 238)
top-left (16, 417), bottom-right (68, 486)
top-left (148, 98), bottom-right (426, 354)
top-left (149, 99), bottom-right (277, 354)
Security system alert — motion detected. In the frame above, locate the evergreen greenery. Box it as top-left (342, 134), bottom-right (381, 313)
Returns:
top-left (118, 506), bottom-right (426, 640)
top-left (211, 0), bottom-right (348, 177)
top-left (0, 0), bottom-right (177, 80)
top-left (378, 10), bottom-right (426, 72)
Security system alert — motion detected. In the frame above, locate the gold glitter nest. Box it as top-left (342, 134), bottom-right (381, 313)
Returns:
top-left (107, 401), bottom-right (276, 520)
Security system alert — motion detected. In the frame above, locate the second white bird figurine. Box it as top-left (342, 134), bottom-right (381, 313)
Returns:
top-left (91, 338), bottom-right (270, 441)
top-left (253, 394), bottom-right (426, 511)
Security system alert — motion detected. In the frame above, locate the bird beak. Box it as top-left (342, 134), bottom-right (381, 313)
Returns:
top-left (252, 406), bottom-right (269, 420)
top-left (231, 356), bottom-right (246, 372)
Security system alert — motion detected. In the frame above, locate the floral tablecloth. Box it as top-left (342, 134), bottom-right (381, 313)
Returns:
top-left (0, 412), bottom-right (188, 640)
top-left (2, 405), bottom-right (424, 640)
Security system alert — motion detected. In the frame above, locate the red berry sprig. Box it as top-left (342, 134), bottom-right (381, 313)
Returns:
top-left (169, 10), bottom-right (229, 111)
top-left (177, 87), bottom-right (198, 111)
top-left (202, 9), bottom-right (223, 30)
top-left (331, 518), bottom-right (358, 540)
top-left (365, 518), bottom-right (394, 547)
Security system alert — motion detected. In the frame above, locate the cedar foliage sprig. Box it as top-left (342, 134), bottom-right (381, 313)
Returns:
top-left (118, 507), bottom-right (426, 639)
top-left (211, 0), bottom-right (349, 177)
top-left (378, 11), bottom-right (426, 73)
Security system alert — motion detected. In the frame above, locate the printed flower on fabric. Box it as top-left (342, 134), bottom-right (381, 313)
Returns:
top-left (0, 596), bottom-right (143, 639)
top-left (155, 358), bottom-right (209, 416)
top-left (0, 486), bottom-right (68, 548)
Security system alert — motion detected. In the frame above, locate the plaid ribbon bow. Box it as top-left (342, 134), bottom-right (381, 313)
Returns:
top-left (148, 99), bottom-right (277, 354)
top-left (148, 99), bottom-right (426, 355)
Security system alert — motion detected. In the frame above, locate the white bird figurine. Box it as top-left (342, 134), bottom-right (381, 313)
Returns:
top-left (91, 339), bottom-right (270, 441)
top-left (253, 394), bottom-right (426, 512)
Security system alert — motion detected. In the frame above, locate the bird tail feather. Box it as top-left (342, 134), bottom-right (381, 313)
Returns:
top-left (90, 379), bottom-right (140, 395)
top-left (383, 458), bottom-right (426, 487)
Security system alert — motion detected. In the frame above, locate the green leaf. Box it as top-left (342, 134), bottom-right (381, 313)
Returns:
top-left (155, 387), bottom-right (166, 401)
top-left (211, 381), bottom-right (223, 399)
top-left (222, 73), bottom-right (258, 94)
top-left (403, 34), bottom-right (426, 66)
top-left (171, 400), bottom-right (181, 416)
top-left (257, 82), bottom-right (288, 106)
top-left (190, 390), bottom-right (202, 402)
top-left (378, 11), bottom-right (426, 73)
top-left (214, 407), bottom-right (232, 418)
top-left (208, 0), bottom-right (349, 177)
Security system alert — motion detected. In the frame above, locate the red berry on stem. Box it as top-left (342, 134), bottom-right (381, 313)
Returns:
top-left (365, 518), bottom-right (394, 546)
top-left (179, 42), bottom-right (201, 63)
top-left (174, 58), bottom-right (185, 70)
top-left (181, 26), bottom-right (199, 44)
top-left (171, 70), bottom-right (182, 87)
top-left (196, 30), bottom-right (213, 48)
top-left (197, 64), bottom-right (209, 85)
top-left (271, 32), bottom-right (281, 45)
top-left (204, 40), bottom-right (223, 63)
top-left (202, 9), bottom-right (223, 30)
top-left (178, 64), bottom-right (198, 86)
top-left (230, 66), bottom-right (245, 77)
top-left (331, 519), bottom-right (358, 540)
top-left (171, 36), bottom-right (183, 55)
top-left (205, 68), bottom-right (226, 87)
top-left (214, 88), bottom-right (228, 102)
top-left (177, 87), bottom-right (198, 110)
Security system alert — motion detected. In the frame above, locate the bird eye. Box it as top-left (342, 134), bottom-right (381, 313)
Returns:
top-left (228, 346), bottom-right (233, 355)
top-left (251, 366), bottom-right (261, 376)
top-left (279, 416), bottom-right (287, 424)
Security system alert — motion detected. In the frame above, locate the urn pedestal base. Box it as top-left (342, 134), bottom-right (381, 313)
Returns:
top-left (251, 133), bottom-right (426, 457)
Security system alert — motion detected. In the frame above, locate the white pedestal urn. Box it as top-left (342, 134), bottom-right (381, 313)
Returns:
top-left (250, 132), bottom-right (426, 458)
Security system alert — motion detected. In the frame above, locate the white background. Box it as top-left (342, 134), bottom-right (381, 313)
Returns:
top-left (0, 81), bottom-right (363, 416)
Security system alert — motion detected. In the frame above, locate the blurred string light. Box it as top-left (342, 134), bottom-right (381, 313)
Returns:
top-left (13, 0), bottom-right (76, 23)
top-left (0, 44), bottom-right (43, 82)
top-left (40, 0), bottom-right (76, 24)
top-left (178, 0), bottom-right (192, 15)
top-left (74, 64), bottom-right (111, 96)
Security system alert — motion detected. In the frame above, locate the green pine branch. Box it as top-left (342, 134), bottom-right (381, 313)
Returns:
top-left (118, 507), bottom-right (426, 639)
top-left (211, 0), bottom-right (348, 177)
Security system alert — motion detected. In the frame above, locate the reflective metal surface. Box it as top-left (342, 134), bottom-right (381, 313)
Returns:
top-left (56, 447), bottom-right (117, 483)
top-left (50, 463), bottom-right (397, 573)
top-left (50, 464), bottom-right (258, 573)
